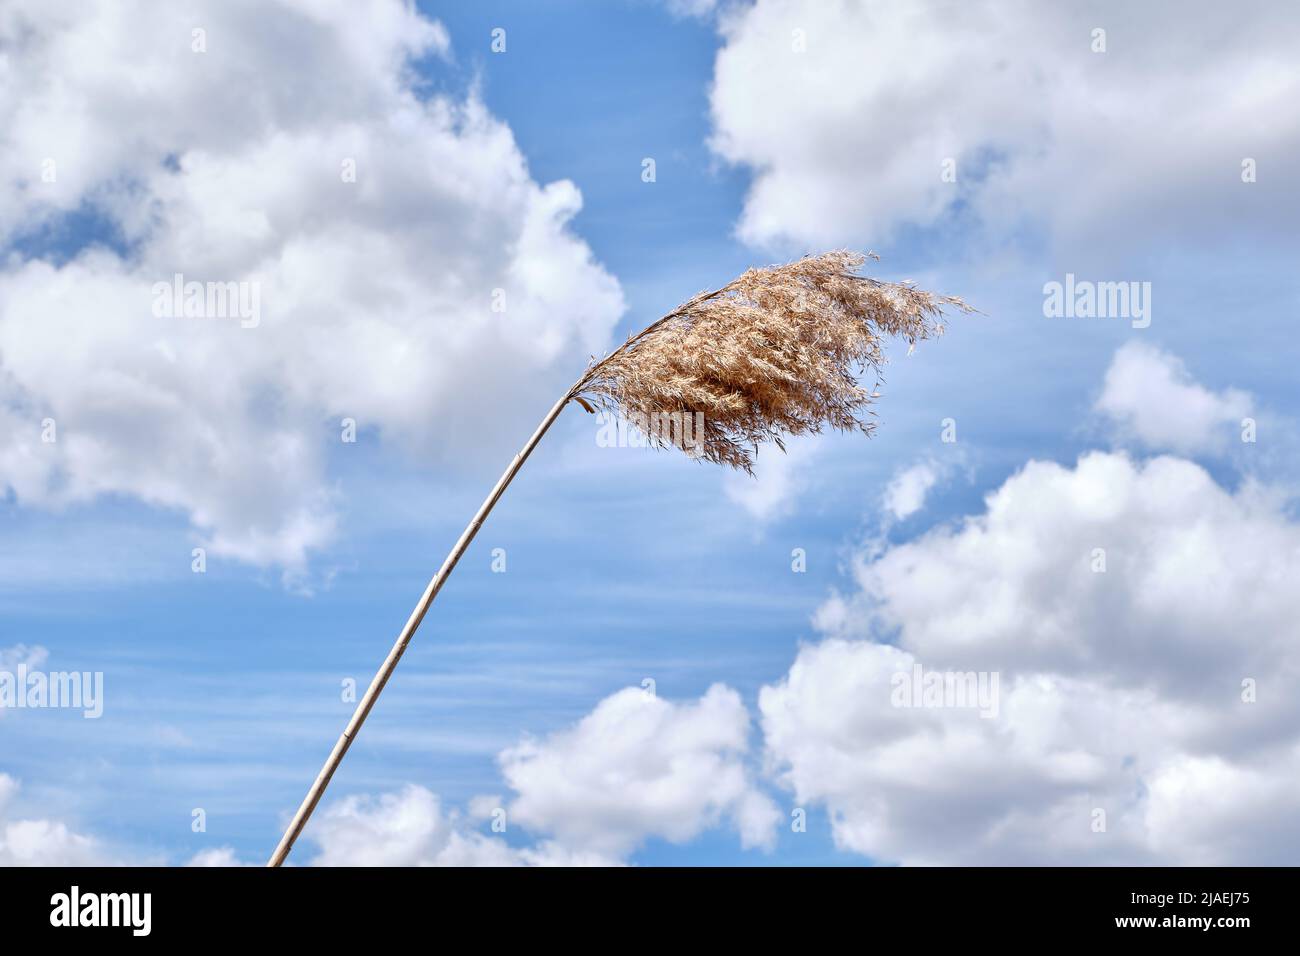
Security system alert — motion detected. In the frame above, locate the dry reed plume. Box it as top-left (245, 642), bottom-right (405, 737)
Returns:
top-left (573, 250), bottom-right (969, 471)
top-left (269, 249), bottom-right (967, 866)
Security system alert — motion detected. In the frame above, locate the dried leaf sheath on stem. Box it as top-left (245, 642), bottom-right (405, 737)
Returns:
top-left (267, 251), bottom-right (968, 866)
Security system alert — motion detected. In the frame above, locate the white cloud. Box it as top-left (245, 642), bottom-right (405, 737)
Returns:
top-left (500, 683), bottom-right (779, 857)
top-left (186, 846), bottom-right (248, 867)
top-left (1096, 342), bottom-right (1252, 454)
top-left (282, 683), bottom-right (779, 866)
top-left (0, 0), bottom-right (624, 569)
top-left (185, 793), bottom-right (571, 867)
top-left (761, 446), bottom-right (1300, 864)
top-left (300, 786), bottom-right (622, 866)
top-left (4, 680), bottom-right (776, 867)
top-left (0, 773), bottom-right (120, 865)
top-left (293, 684), bottom-right (778, 866)
top-left (882, 459), bottom-right (945, 521)
top-left (666, 0), bottom-right (722, 19)
top-left (707, 0), bottom-right (1300, 252)
top-left (169, 791), bottom-right (619, 868)
top-left (723, 434), bottom-right (820, 523)
top-left (307, 785), bottom-right (524, 867)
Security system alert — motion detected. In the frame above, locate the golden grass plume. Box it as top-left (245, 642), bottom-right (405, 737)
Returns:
top-left (269, 250), bottom-right (970, 866)
top-left (573, 250), bottom-right (970, 471)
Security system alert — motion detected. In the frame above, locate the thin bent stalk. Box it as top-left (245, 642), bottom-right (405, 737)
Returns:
top-left (266, 383), bottom-right (580, 867)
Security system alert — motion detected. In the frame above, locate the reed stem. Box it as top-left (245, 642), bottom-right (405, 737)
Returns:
top-left (266, 387), bottom-right (576, 867)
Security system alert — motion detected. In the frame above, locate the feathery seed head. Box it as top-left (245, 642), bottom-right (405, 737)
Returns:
top-left (573, 251), bottom-right (970, 472)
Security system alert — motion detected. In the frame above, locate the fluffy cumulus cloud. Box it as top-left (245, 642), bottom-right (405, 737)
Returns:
top-left (193, 684), bottom-right (776, 866)
top-left (186, 847), bottom-right (248, 868)
top-left (881, 458), bottom-right (953, 522)
top-left (302, 784), bottom-right (629, 867)
top-left (0, 0), bottom-right (624, 568)
top-left (306, 785), bottom-right (525, 867)
top-left (723, 433), bottom-right (820, 523)
top-left (706, 0), bottom-right (1300, 252)
top-left (303, 684), bottom-right (777, 866)
top-left (2, 681), bottom-right (774, 867)
top-left (1096, 342), bottom-right (1252, 453)
top-left (499, 684), bottom-right (779, 858)
top-left (0, 773), bottom-right (118, 865)
top-left (666, 0), bottom-right (722, 19)
top-left (761, 442), bottom-right (1300, 864)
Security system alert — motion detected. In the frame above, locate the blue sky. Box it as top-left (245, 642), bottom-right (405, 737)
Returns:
top-left (2, 0), bottom-right (1299, 866)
